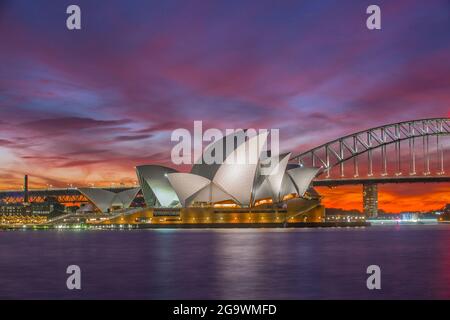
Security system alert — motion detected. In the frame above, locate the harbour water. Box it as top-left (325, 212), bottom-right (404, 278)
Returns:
top-left (1, 224), bottom-right (450, 299)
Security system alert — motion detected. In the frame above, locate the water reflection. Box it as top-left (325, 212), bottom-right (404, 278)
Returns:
top-left (1, 226), bottom-right (450, 299)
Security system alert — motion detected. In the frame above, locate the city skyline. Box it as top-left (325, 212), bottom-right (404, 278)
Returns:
top-left (0, 0), bottom-right (449, 212)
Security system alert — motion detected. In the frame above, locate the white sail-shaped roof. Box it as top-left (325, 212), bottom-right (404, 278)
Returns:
top-left (280, 173), bottom-right (298, 197)
top-left (252, 152), bottom-right (290, 203)
top-left (78, 188), bottom-right (117, 213)
top-left (167, 173), bottom-right (211, 207)
top-left (187, 182), bottom-right (236, 205)
top-left (287, 166), bottom-right (321, 197)
top-left (136, 165), bottom-right (180, 207)
top-left (115, 187), bottom-right (141, 208)
top-left (213, 132), bottom-right (268, 206)
top-left (191, 129), bottom-right (247, 180)
top-left (267, 153), bottom-right (291, 201)
top-left (78, 187), bottom-right (141, 213)
top-left (136, 130), bottom-right (321, 208)
top-left (252, 178), bottom-right (273, 201)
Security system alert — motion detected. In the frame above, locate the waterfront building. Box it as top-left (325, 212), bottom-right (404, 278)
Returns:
top-left (0, 198), bottom-right (65, 225)
top-left (363, 184), bottom-right (378, 218)
top-left (135, 131), bottom-right (321, 210)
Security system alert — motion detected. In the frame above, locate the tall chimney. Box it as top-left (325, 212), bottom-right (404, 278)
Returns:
top-left (24, 175), bottom-right (29, 204)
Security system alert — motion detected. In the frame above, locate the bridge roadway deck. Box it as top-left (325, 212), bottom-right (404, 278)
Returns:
top-left (312, 175), bottom-right (450, 186)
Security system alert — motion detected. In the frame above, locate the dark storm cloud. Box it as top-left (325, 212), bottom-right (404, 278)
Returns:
top-left (114, 134), bottom-right (152, 142)
top-left (21, 117), bottom-right (131, 134)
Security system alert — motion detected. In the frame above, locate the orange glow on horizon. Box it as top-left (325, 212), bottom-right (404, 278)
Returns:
top-left (317, 183), bottom-right (450, 213)
top-left (0, 170), bottom-right (448, 213)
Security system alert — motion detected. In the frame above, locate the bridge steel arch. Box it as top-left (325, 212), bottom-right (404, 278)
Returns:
top-left (291, 118), bottom-right (450, 179)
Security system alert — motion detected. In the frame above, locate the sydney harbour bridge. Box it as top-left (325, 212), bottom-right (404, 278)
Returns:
top-left (0, 118), bottom-right (448, 216)
top-left (291, 117), bottom-right (450, 216)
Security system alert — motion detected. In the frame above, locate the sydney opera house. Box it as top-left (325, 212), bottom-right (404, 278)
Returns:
top-left (94, 130), bottom-right (325, 227)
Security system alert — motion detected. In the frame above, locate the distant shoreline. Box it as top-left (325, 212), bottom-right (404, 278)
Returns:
top-left (0, 221), bottom-right (370, 230)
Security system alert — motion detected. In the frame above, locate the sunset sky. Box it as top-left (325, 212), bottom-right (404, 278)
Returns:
top-left (0, 0), bottom-right (449, 212)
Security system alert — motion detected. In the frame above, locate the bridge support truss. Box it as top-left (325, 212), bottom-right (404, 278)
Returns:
top-left (292, 118), bottom-right (449, 178)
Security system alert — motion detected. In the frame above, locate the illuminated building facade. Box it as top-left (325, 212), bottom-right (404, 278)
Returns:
top-left (136, 131), bottom-right (321, 210)
top-left (363, 184), bottom-right (378, 218)
top-left (0, 199), bottom-right (65, 225)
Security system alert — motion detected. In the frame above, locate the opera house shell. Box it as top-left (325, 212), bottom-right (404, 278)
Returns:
top-left (136, 130), bottom-right (321, 209)
top-left (78, 187), bottom-right (141, 213)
